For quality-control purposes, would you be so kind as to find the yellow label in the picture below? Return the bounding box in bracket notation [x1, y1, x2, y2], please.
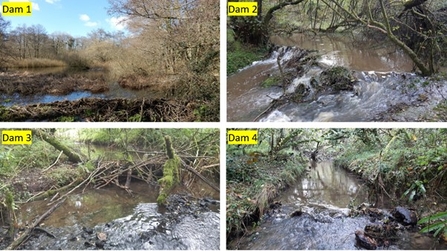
[2, 130, 32, 144]
[227, 130, 258, 144]
[227, 2, 258, 16]
[2, 2, 32, 16]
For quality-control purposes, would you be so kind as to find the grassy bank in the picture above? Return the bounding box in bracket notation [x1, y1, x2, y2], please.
[226, 147, 306, 240]
[227, 29, 268, 75]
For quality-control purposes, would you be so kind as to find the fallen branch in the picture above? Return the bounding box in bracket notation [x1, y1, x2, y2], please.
[5, 198, 66, 250]
[180, 160, 220, 192]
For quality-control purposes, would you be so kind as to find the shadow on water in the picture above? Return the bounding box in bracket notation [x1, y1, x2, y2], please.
[232, 161, 447, 250]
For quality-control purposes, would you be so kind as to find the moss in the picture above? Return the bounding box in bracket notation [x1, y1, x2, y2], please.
[58, 116, 75, 122]
[157, 155, 181, 205]
[320, 66, 354, 91]
[261, 75, 282, 88]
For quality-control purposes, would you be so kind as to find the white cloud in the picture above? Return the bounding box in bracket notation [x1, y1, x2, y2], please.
[45, 0, 60, 4]
[85, 21, 98, 27]
[80, 14, 98, 27]
[32, 2, 39, 11]
[80, 14, 90, 22]
[107, 16, 128, 31]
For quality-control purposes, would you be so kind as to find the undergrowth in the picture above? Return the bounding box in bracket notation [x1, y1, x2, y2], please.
[226, 150, 306, 239]
[227, 28, 267, 75]
[334, 129, 447, 203]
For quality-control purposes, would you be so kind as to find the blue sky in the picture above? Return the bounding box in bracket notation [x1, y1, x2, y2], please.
[2, 0, 128, 37]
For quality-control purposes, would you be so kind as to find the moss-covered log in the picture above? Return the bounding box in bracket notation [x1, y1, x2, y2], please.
[34, 129, 82, 163]
[157, 136, 180, 204]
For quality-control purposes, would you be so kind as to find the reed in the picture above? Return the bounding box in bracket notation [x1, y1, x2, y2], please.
[7, 58, 67, 68]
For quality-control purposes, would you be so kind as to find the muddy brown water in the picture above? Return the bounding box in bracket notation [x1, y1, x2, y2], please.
[17, 181, 159, 228]
[270, 33, 414, 72]
[278, 161, 369, 208]
[1, 67, 150, 106]
[231, 161, 447, 250]
[227, 34, 447, 122]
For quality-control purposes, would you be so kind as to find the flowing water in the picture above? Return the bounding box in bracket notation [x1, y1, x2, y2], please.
[227, 34, 447, 122]
[1, 67, 151, 106]
[231, 162, 447, 250]
[10, 182, 220, 250]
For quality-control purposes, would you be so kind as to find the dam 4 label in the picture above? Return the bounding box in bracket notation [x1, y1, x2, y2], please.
[227, 130, 258, 145]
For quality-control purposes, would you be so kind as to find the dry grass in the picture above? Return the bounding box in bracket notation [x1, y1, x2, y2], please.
[255, 184, 277, 216]
[7, 58, 67, 68]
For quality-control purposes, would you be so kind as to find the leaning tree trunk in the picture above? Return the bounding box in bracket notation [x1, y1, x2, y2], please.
[34, 129, 82, 163]
[262, 0, 306, 30]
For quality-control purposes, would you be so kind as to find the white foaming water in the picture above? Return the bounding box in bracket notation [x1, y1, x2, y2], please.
[259, 110, 292, 122]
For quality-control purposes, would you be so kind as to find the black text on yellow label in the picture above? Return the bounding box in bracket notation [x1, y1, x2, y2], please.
[2, 2, 32, 16]
[2, 130, 32, 145]
[227, 130, 258, 144]
[227, 2, 258, 16]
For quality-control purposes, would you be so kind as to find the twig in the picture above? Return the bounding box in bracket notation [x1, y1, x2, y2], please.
[48, 169, 99, 205]
[139, 98, 145, 121]
[42, 151, 63, 172]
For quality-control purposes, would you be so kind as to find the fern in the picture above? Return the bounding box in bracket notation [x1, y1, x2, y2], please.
[418, 211, 447, 237]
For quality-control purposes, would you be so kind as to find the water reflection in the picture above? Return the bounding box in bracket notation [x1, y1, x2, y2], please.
[1, 67, 152, 106]
[18, 182, 159, 228]
[270, 33, 413, 72]
[279, 161, 369, 208]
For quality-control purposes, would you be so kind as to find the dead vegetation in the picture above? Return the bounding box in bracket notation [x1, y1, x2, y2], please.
[0, 98, 198, 122]
[0, 71, 108, 96]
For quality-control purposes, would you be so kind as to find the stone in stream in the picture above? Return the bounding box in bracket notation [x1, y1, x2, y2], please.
[355, 229, 378, 250]
[391, 206, 418, 226]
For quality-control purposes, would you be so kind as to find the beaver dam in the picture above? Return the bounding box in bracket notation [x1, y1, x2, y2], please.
[229, 162, 447, 250]
[0, 69, 217, 122]
[230, 162, 447, 250]
[0, 128, 220, 249]
[227, 34, 447, 122]
[227, 128, 447, 250]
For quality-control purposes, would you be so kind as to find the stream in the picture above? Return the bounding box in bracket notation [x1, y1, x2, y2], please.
[0, 67, 151, 107]
[4, 182, 220, 250]
[231, 162, 447, 250]
[227, 34, 447, 122]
